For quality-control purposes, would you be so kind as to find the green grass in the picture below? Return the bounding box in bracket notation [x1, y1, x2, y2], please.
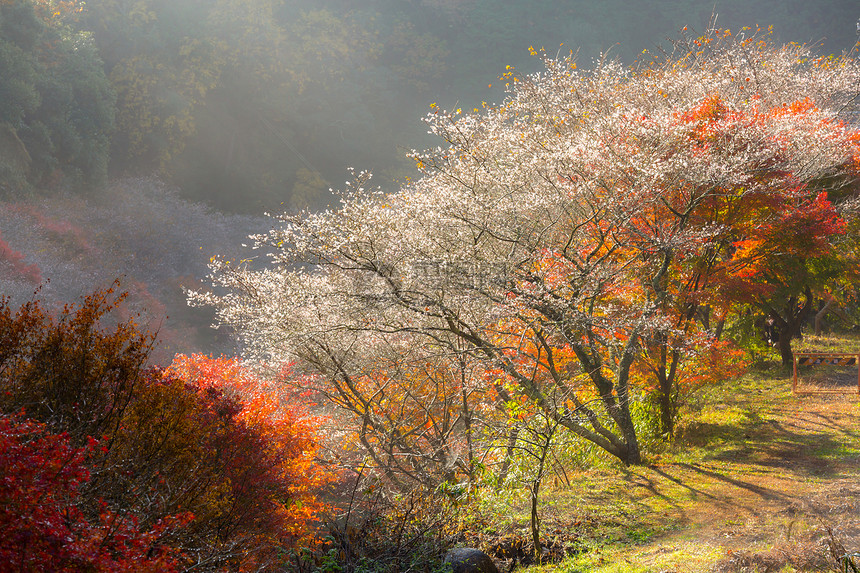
[794, 332, 860, 354]
[470, 337, 860, 573]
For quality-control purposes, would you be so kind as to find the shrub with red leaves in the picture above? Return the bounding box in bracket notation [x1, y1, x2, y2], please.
[0, 412, 189, 572]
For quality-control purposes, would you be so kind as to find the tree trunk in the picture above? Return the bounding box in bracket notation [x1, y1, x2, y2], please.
[496, 427, 519, 487]
[777, 333, 795, 368]
[619, 423, 642, 465]
[814, 296, 834, 336]
[615, 350, 643, 465]
[461, 387, 475, 484]
[531, 429, 552, 564]
[654, 342, 680, 439]
[657, 372, 675, 438]
[530, 477, 542, 563]
[714, 317, 726, 341]
[769, 288, 814, 367]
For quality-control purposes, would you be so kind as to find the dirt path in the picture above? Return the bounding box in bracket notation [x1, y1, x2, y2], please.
[477, 380, 860, 572]
[624, 393, 860, 572]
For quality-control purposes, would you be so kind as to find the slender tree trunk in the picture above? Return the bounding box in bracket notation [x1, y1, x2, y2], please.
[496, 427, 519, 487]
[657, 369, 673, 438]
[615, 347, 643, 465]
[530, 476, 542, 563]
[714, 317, 726, 341]
[815, 295, 834, 336]
[531, 429, 552, 564]
[462, 387, 474, 484]
[653, 334, 680, 439]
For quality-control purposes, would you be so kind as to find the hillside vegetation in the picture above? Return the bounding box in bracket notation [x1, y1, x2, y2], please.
[189, 26, 860, 573]
[470, 337, 860, 572]
[2, 4, 860, 571]
[4, 283, 859, 571]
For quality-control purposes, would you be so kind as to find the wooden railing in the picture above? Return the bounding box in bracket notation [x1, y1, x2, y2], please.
[792, 352, 860, 395]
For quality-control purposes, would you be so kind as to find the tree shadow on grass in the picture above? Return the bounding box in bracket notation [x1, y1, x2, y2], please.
[677, 410, 853, 480]
[677, 462, 792, 502]
[646, 465, 721, 504]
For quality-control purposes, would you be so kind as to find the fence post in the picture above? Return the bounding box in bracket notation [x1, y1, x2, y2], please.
[793, 353, 798, 394]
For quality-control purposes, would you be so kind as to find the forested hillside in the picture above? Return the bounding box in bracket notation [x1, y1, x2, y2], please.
[2, 1, 860, 571]
[1, 0, 857, 357]
[1, 0, 857, 210]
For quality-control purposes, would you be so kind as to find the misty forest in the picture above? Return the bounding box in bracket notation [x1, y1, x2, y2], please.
[2, 0, 860, 571]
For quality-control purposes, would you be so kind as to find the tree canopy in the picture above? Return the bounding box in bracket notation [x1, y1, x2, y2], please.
[0, 0, 114, 196]
[196, 30, 860, 470]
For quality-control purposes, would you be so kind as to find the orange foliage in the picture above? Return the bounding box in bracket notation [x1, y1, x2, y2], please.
[167, 354, 331, 544]
[31, 0, 85, 26]
[682, 341, 748, 390]
[0, 286, 333, 569]
[634, 339, 747, 395]
[718, 191, 847, 303]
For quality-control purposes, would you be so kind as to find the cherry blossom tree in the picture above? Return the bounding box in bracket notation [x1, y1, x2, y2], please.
[194, 29, 860, 466]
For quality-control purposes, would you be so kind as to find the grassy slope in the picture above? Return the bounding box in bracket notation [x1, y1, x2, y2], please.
[482, 335, 860, 573]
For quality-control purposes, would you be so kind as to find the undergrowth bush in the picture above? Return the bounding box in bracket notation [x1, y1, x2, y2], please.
[0, 284, 330, 571]
[295, 481, 462, 573]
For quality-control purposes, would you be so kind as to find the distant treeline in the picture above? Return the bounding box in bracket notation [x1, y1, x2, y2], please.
[1, 0, 857, 212]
